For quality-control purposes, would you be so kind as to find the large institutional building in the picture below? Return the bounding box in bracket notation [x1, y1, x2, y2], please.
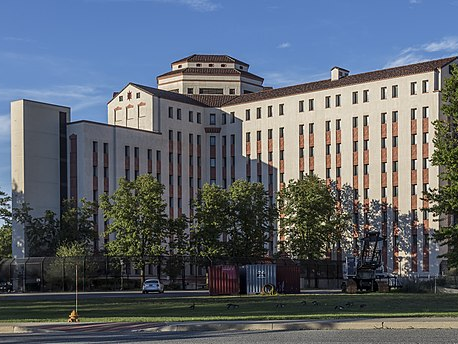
[11, 54, 458, 277]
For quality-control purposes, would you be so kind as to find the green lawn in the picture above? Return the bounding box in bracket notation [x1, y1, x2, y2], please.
[1, 293, 458, 323]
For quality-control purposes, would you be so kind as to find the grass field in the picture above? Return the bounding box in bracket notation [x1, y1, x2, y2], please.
[1, 293, 458, 323]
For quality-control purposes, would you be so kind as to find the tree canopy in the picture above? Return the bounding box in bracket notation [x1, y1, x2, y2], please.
[100, 174, 168, 278]
[277, 175, 343, 260]
[427, 64, 458, 269]
[0, 189, 12, 258]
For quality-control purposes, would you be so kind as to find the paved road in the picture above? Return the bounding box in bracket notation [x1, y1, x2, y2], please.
[2, 329, 458, 344]
[0, 289, 341, 301]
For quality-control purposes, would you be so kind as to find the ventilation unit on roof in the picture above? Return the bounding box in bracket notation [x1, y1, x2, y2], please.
[331, 67, 350, 81]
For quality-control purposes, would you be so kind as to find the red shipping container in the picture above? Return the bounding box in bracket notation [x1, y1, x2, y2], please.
[208, 265, 239, 296]
[276, 265, 300, 294]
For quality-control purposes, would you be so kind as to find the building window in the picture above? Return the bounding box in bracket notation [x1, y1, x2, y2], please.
[136, 92, 141, 99]
[381, 187, 387, 198]
[381, 162, 387, 173]
[411, 81, 418, 95]
[411, 108, 417, 120]
[268, 106, 273, 117]
[364, 188, 369, 199]
[353, 141, 358, 152]
[393, 136, 398, 147]
[422, 80, 429, 93]
[222, 113, 227, 125]
[279, 127, 284, 138]
[189, 111, 193, 122]
[326, 168, 331, 179]
[279, 104, 284, 115]
[423, 157, 429, 169]
[422, 106, 429, 118]
[364, 164, 369, 175]
[210, 158, 216, 167]
[256, 130, 261, 141]
[336, 119, 341, 131]
[210, 113, 216, 125]
[280, 150, 284, 161]
[325, 120, 331, 131]
[299, 124, 304, 135]
[363, 89, 369, 102]
[363, 139, 369, 150]
[336, 143, 341, 154]
[335, 94, 341, 107]
[393, 160, 398, 172]
[177, 108, 181, 120]
[381, 138, 386, 148]
[309, 147, 314, 157]
[299, 148, 304, 158]
[411, 184, 417, 195]
[309, 123, 314, 134]
[392, 111, 398, 122]
[118, 95, 123, 101]
[308, 99, 314, 111]
[245, 109, 251, 121]
[230, 111, 235, 123]
[187, 88, 194, 94]
[352, 91, 358, 104]
[411, 134, 417, 145]
[210, 136, 216, 146]
[229, 88, 236, 94]
[325, 96, 331, 108]
[411, 159, 417, 170]
[392, 85, 398, 98]
[197, 112, 201, 123]
[352, 116, 358, 128]
[268, 129, 273, 139]
[246, 132, 251, 143]
[299, 100, 304, 112]
[168, 107, 173, 118]
[326, 144, 331, 155]
[381, 87, 387, 100]
[423, 132, 429, 144]
[381, 112, 387, 124]
[363, 115, 369, 127]
[353, 165, 358, 176]
[256, 107, 262, 119]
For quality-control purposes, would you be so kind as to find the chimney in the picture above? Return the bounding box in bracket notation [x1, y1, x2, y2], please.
[331, 67, 350, 81]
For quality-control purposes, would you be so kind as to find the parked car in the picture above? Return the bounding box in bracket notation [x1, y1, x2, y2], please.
[142, 279, 164, 294]
[0, 282, 13, 293]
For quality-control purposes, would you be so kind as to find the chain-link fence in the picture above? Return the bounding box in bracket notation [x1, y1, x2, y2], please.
[0, 256, 344, 292]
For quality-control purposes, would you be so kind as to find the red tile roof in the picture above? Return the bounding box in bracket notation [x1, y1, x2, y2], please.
[223, 56, 457, 106]
[171, 54, 249, 66]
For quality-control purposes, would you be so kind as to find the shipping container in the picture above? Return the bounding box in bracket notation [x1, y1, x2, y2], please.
[240, 264, 276, 295]
[208, 265, 239, 296]
[276, 264, 300, 294]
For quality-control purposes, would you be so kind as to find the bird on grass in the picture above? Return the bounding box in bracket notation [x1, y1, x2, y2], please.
[334, 305, 344, 310]
[226, 303, 239, 310]
[300, 300, 307, 306]
[360, 303, 367, 308]
[345, 302, 354, 307]
[311, 300, 318, 305]
[189, 303, 195, 310]
[275, 303, 285, 308]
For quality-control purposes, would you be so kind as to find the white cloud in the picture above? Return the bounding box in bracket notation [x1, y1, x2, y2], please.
[409, 0, 422, 4]
[85, 0, 220, 11]
[423, 37, 458, 52]
[277, 42, 291, 49]
[385, 36, 458, 68]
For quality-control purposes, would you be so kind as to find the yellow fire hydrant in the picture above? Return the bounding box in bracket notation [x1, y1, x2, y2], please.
[68, 310, 79, 322]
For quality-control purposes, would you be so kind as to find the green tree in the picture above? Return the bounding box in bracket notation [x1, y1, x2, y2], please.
[59, 199, 97, 249]
[190, 183, 230, 262]
[0, 190, 12, 258]
[100, 174, 168, 281]
[227, 180, 276, 259]
[426, 64, 458, 269]
[164, 215, 189, 288]
[277, 174, 343, 260]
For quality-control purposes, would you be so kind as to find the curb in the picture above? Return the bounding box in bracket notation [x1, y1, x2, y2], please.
[140, 318, 458, 332]
[0, 325, 32, 334]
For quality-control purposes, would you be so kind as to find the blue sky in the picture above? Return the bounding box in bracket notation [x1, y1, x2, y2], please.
[1, 0, 458, 194]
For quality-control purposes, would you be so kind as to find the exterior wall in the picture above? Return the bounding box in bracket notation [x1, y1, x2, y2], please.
[221, 68, 447, 276]
[11, 100, 70, 258]
[11, 57, 458, 276]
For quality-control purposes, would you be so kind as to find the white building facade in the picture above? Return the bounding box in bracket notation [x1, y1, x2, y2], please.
[11, 54, 458, 277]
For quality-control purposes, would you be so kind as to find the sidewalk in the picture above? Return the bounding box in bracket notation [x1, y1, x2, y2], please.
[1, 317, 457, 334]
